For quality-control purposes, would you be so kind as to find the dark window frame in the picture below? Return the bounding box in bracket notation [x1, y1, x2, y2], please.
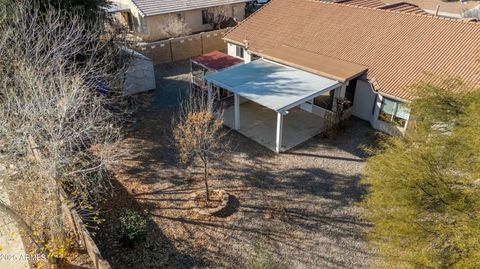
[202, 10, 209, 25]
[235, 46, 244, 58]
[378, 97, 409, 128]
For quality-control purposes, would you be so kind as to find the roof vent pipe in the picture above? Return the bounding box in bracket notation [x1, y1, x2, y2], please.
[435, 5, 440, 16]
[244, 40, 249, 50]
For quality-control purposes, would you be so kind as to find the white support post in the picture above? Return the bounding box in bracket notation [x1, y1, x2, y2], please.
[275, 112, 284, 153]
[234, 94, 240, 130]
[372, 94, 383, 127]
[207, 81, 212, 103]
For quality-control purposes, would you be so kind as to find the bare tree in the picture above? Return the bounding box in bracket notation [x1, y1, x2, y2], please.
[205, 5, 232, 30]
[159, 15, 192, 38]
[334, 97, 351, 128]
[172, 91, 228, 201]
[0, 0, 129, 266]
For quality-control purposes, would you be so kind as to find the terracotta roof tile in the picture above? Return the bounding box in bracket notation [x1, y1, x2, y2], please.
[336, 0, 429, 16]
[382, 0, 480, 15]
[225, 0, 480, 100]
[335, 0, 385, 8]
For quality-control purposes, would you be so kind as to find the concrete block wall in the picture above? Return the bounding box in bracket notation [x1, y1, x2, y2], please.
[171, 34, 203, 61]
[203, 30, 228, 53]
[138, 40, 172, 64]
[138, 28, 230, 64]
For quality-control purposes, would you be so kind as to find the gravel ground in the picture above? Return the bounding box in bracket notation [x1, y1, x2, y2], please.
[94, 61, 378, 269]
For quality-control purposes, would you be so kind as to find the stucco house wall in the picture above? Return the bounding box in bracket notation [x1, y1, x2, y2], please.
[228, 42, 252, 62]
[115, 2, 246, 42]
[226, 42, 411, 136]
[113, 0, 144, 32]
[351, 80, 376, 122]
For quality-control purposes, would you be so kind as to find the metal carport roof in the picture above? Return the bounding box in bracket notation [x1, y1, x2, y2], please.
[205, 60, 342, 113]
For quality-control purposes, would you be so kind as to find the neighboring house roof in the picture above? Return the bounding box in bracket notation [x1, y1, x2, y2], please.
[335, 0, 385, 8]
[379, 2, 429, 15]
[381, 0, 480, 15]
[130, 0, 249, 17]
[463, 5, 480, 19]
[225, 0, 480, 100]
[337, 0, 430, 16]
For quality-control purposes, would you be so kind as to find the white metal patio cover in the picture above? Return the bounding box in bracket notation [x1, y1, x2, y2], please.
[205, 59, 342, 153]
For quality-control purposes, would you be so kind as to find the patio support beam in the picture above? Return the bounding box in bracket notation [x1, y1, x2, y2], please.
[333, 83, 347, 112]
[234, 94, 240, 130]
[275, 112, 284, 153]
[207, 81, 213, 103]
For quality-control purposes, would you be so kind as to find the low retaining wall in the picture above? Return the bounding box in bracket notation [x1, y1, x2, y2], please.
[137, 28, 231, 65]
[28, 139, 111, 269]
[61, 195, 111, 269]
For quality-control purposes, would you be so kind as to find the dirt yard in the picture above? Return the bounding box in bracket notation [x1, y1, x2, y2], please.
[93, 61, 378, 269]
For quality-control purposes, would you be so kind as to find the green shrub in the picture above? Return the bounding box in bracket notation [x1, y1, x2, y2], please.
[118, 209, 147, 247]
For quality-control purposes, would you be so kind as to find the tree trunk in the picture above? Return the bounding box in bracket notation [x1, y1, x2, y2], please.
[203, 156, 210, 201]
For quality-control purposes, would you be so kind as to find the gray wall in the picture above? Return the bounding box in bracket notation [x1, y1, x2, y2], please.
[352, 80, 376, 121]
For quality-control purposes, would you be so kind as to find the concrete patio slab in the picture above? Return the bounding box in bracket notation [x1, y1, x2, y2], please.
[224, 101, 326, 152]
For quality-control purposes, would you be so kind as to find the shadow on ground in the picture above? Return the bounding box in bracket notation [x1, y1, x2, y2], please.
[96, 60, 378, 268]
[94, 176, 211, 269]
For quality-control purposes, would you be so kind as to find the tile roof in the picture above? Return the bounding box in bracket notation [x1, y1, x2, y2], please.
[336, 0, 430, 16]
[130, 0, 249, 17]
[225, 0, 480, 100]
[335, 0, 385, 9]
[383, 0, 480, 15]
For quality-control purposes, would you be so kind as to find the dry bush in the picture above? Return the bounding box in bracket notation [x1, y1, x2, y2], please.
[0, 0, 130, 266]
[172, 91, 229, 201]
[159, 15, 191, 38]
[205, 5, 232, 29]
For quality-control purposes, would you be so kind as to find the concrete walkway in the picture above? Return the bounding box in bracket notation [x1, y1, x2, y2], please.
[224, 101, 326, 152]
[0, 176, 30, 269]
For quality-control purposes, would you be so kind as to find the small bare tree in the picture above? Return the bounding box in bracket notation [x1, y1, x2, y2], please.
[172, 91, 228, 201]
[159, 15, 191, 38]
[0, 0, 130, 266]
[334, 97, 351, 127]
[205, 5, 231, 30]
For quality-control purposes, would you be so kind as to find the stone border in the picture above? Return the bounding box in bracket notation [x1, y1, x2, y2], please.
[192, 190, 230, 216]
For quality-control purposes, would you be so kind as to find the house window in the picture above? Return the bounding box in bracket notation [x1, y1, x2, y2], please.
[202, 10, 209, 25]
[378, 97, 410, 128]
[140, 16, 148, 34]
[235, 46, 244, 58]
